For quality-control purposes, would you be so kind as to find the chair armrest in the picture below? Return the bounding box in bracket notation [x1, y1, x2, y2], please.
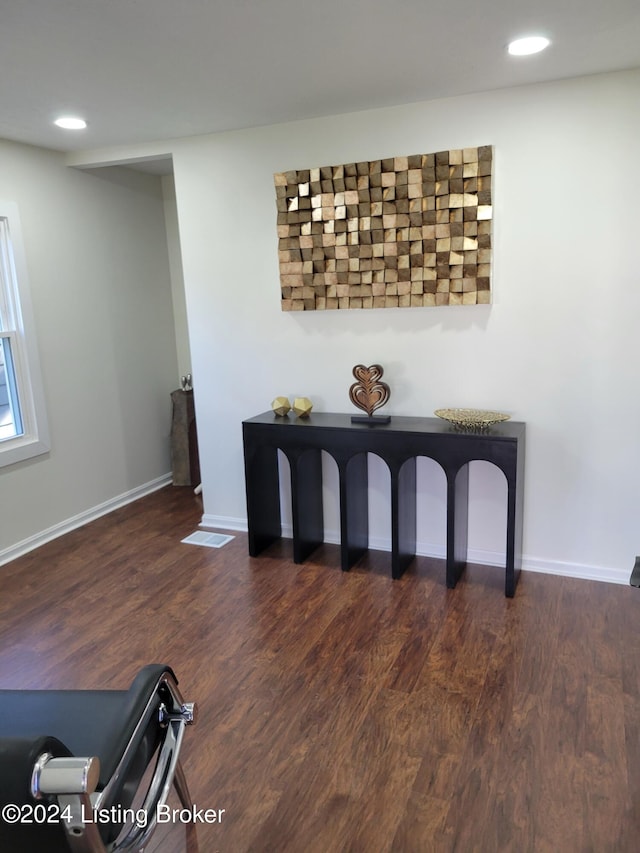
[0, 735, 71, 806]
[0, 736, 105, 853]
[34, 755, 101, 797]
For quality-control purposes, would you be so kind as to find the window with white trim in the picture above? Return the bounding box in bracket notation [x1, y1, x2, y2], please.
[0, 201, 49, 467]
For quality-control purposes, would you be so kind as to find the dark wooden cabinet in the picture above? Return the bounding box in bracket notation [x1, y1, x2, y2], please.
[243, 411, 525, 596]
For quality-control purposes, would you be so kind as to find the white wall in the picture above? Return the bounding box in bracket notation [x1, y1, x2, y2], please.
[0, 140, 179, 557]
[162, 174, 191, 379]
[168, 69, 639, 583]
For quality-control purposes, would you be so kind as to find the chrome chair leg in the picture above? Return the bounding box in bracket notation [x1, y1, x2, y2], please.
[173, 760, 200, 853]
[173, 759, 193, 811]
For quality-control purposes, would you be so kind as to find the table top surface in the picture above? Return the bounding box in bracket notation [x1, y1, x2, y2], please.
[244, 411, 525, 441]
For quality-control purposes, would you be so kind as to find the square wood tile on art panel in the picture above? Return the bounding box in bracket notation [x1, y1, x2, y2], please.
[274, 146, 492, 310]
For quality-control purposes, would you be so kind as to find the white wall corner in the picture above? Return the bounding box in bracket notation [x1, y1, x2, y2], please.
[0, 474, 172, 568]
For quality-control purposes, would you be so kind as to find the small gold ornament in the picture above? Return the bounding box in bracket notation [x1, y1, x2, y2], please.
[292, 397, 313, 418]
[271, 396, 291, 417]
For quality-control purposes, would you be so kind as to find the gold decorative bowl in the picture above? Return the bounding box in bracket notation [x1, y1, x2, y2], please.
[434, 408, 511, 429]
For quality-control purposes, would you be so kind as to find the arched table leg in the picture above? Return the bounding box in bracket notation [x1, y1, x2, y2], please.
[340, 453, 368, 571]
[392, 458, 417, 579]
[446, 464, 469, 589]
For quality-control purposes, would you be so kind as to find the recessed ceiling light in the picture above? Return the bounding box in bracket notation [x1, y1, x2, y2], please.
[54, 116, 87, 130]
[508, 36, 551, 56]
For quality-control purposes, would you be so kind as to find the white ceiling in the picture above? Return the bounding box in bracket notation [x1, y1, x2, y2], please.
[2, 0, 640, 160]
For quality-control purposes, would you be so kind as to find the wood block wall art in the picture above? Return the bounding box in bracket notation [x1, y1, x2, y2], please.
[274, 146, 492, 310]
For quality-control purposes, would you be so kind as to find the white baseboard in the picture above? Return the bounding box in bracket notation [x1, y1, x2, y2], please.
[516, 555, 629, 585]
[200, 513, 249, 532]
[0, 473, 172, 567]
[200, 513, 630, 586]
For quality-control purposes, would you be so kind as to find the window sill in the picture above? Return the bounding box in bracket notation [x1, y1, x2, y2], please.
[0, 432, 50, 468]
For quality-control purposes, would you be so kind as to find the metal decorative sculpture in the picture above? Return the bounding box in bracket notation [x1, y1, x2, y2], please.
[292, 397, 313, 418]
[349, 364, 391, 424]
[271, 396, 291, 417]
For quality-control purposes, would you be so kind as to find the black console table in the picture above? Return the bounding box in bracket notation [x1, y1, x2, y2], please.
[242, 412, 525, 596]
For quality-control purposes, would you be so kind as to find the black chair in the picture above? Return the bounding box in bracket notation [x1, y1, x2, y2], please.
[0, 664, 197, 852]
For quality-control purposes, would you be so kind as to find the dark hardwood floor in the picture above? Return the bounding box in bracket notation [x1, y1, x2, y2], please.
[1, 486, 639, 852]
